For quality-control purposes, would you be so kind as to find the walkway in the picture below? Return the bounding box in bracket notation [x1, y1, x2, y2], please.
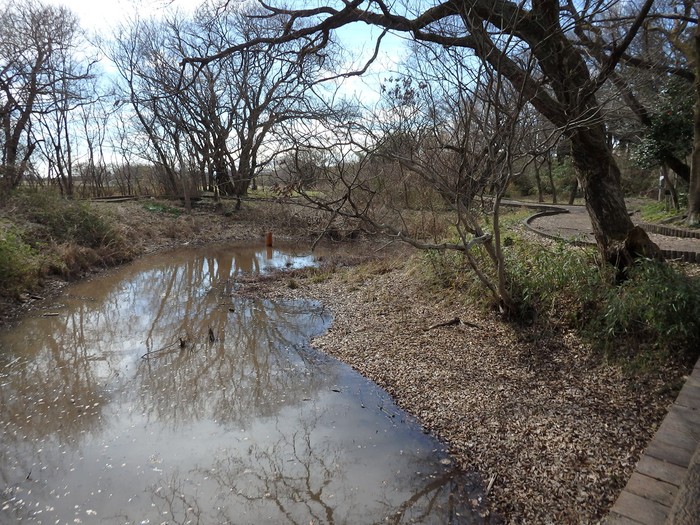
[516, 200, 700, 524]
[521, 202, 700, 263]
[605, 359, 700, 524]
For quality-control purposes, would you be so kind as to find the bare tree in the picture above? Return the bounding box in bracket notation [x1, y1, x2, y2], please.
[109, 17, 189, 199]
[0, 0, 91, 191]
[34, 38, 99, 198]
[189, 2, 337, 206]
[281, 41, 550, 312]
[108, 3, 333, 209]
[184, 0, 667, 265]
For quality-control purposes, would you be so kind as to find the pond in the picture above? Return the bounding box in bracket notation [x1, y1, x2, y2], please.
[0, 243, 488, 524]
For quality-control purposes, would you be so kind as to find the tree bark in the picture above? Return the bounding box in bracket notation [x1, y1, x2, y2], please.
[514, 1, 662, 262]
[568, 178, 578, 205]
[546, 156, 557, 204]
[570, 126, 661, 264]
[665, 443, 700, 525]
[688, 21, 700, 226]
[466, 0, 661, 261]
[534, 159, 544, 202]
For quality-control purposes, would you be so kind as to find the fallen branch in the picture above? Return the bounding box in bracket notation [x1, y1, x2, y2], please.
[426, 317, 461, 330]
[486, 473, 497, 495]
[424, 317, 482, 331]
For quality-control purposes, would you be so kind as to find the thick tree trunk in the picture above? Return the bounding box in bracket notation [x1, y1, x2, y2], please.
[568, 178, 577, 205]
[510, 1, 663, 265]
[661, 165, 680, 211]
[570, 126, 662, 265]
[687, 21, 700, 226]
[534, 160, 544, 202]
[546, 156, 557, 204]
[216, 170, 234, 196]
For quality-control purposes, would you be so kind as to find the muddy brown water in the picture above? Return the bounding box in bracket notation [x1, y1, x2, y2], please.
[1, 243, 488, 524]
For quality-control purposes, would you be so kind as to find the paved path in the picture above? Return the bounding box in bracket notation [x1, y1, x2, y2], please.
[519, 202, 700, 262]
[513, 200, 700, 524]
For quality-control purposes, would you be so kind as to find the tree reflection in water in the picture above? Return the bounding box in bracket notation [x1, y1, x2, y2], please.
[0, 243, 489, 524]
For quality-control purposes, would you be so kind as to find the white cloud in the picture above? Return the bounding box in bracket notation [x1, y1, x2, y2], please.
[44, 0, 200, 33]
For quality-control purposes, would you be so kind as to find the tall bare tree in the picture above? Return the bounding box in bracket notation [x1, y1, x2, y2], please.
[108, 2, 332, 207]
[279, 40, 550, 312]
[34, 37, 99, 198]
[109, 17, 187, 198]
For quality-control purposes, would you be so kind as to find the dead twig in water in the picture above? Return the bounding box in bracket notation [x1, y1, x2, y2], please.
[141, 341, 181, 360]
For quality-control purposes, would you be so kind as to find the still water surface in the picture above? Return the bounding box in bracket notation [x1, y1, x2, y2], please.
[0, 243, 486, 524]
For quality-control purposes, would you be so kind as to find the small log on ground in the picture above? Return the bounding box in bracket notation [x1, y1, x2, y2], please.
[424, 317, 481, 331]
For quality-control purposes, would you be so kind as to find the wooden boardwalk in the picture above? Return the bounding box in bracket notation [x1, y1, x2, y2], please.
[605, 357, 700, 524]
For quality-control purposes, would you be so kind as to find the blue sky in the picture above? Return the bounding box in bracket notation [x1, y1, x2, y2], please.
[44, 0, 408, 102]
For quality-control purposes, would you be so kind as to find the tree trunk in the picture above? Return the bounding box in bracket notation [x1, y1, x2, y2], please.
[570, 127, 662, 265]
[687, 21, 700, 226]
[546, 156, 557, 204]
[661, 165, 680, 211]
[180, 164, 191, 213]
[514, 0, 662, 264]
[568, 178, 577, 205]
[534, 159, 544, 202]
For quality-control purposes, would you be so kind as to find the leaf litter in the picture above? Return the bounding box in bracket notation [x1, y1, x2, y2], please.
[241, 248, 686, 524]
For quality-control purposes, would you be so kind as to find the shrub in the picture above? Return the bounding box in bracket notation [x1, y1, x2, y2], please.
[0, 225, 41, 296]
[504, 240, 605, 321]
[510, 172, 536, 197]
[592, 261, 700, 359]
[14, 191, 122, 249]
[422, 227, 699, 365]
[55, 202, 118, 248]
[49, 242, 103, 278]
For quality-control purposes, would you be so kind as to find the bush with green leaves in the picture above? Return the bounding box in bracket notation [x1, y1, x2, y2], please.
[549, 158, 578, 197]
[632, 78, 694, 170]
[422, 231, 699, 363]
[505, 243, 699, 359]
[504, 240, 605, 321]
[593, 261, 700, 358]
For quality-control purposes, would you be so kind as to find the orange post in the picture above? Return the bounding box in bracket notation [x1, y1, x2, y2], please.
[266, 232, 273, 247]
